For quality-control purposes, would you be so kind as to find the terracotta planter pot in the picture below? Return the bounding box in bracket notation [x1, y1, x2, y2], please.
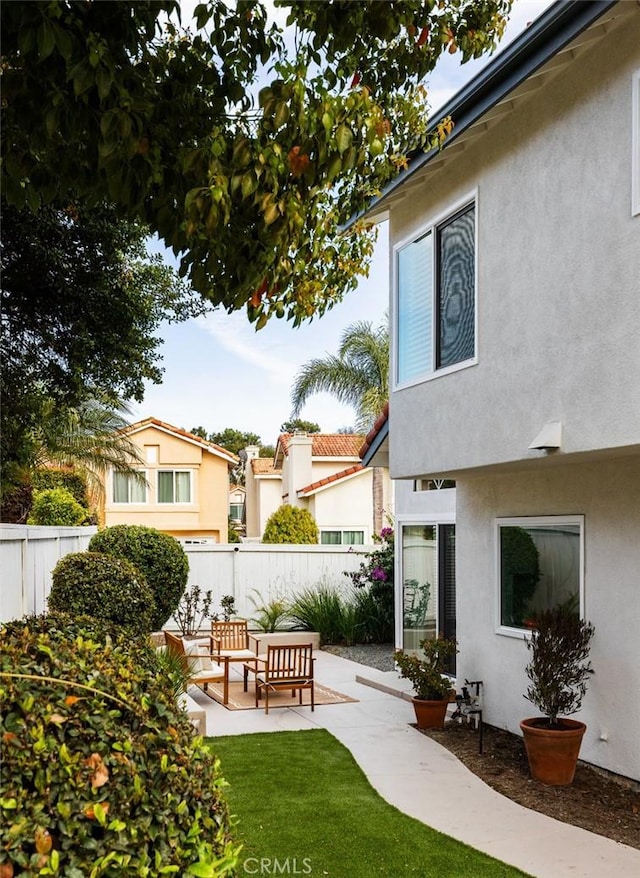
[520, 717, 586, 786]
[412, 697, 449, 730]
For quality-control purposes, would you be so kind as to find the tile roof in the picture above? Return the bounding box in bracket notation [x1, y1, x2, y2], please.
[277, 433, 365, 458]
[359, 402, 389, 460]
[297, 464, 365, 497]
[251, 458, 280, 475]
[123, 417, 239, 463]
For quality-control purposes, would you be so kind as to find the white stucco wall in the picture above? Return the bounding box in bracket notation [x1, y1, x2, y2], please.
[390, 11, 640, 479]
[455, 455, 640, 782]
[307, 470, 374, 541]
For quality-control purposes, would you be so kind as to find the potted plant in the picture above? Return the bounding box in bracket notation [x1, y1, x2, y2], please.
[395, 636, 458, 729]
[520, 604, 595, 785]
[173, 584, 213, 638]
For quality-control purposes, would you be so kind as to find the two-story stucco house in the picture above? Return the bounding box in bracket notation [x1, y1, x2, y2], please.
[104, 418, 238, 543]
[244, 432, 392, 544]
[361, 0, 639, 782]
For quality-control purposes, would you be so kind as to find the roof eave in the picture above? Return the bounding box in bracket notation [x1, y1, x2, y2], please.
[348, 0, 618, 225]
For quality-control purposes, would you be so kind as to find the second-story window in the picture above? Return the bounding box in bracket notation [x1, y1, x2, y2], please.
[158, 470, 191, 503]
[396, 200, 476, 386]
[113, 471, 147, 503]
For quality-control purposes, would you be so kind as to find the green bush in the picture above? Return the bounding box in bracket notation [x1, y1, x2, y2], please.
[0, 613, 239, 877]
[89, 525, 189, 630]
[27, 487, 88, 526]
[33, 468, 89, 509]
[262, 505, 318, 544]
[49, 552, 156, 634]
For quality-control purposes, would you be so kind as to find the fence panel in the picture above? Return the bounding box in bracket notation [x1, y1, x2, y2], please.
[181, 543, 369, 621]
[1, 529, 370, 627]
[0, 525, 97, 622]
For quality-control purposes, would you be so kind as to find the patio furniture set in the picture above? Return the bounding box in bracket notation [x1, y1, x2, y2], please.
[166, 620, 315, 714]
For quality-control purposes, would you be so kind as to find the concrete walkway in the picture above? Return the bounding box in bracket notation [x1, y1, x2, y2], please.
[188, 650, 640, 878]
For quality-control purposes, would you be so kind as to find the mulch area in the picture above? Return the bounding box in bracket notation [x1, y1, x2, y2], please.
[417, 720, 640, 850]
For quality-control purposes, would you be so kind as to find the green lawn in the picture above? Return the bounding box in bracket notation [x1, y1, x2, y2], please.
[209, 729, 531, 878]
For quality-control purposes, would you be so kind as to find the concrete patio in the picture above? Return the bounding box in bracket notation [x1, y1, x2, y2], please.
[188, 649, 639, 878]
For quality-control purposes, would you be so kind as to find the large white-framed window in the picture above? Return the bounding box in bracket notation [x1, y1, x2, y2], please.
[320, 529, 365, 546]
[396, 514, 456, 672]
[157, 470, 192, 504]
[496, 515, 584, 637]
[112, 471, 147, 504]
[394, 196, 477, 388]
[632, 69, 640, 217]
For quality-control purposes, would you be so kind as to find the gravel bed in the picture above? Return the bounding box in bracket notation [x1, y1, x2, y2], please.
[321, 643, 396, 672]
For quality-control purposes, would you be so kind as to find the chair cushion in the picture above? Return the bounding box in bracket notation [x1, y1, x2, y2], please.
[214, 648, 256, 660]
[184, 639, 215, 672]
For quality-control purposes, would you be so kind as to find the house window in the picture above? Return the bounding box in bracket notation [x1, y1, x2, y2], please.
[396, 201, 476, 386]
[400, 523, 456, 671]
[113, 471, 147, 503]
[413, 478, 456, 492]
[229, 503, 244, 521]
[320, 530, 365, 546]
[497, 516, 584, 632]
[158, 470, 191, 503]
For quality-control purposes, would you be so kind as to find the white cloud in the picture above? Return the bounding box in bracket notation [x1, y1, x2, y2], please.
[196, 311, 297, 386]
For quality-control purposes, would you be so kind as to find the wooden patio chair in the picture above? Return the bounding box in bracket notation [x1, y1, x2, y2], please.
[165, 631, 226, 694]
[254, 643, 315, 714]
[210, 619, 259, 703]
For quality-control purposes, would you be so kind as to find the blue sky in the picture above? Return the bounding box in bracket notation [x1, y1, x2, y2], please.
[132, 0, 553, 447]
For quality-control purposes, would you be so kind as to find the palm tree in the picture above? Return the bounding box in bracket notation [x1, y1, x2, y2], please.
[290, 318, 389, 434]
[290, 317, 389, 534]
[32, 395, 145, 517]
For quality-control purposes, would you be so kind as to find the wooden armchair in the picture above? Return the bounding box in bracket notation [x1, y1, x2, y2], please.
[254, 643, 315, 714]
[210, 619, 259, 701]
[165, 632, 225, 693]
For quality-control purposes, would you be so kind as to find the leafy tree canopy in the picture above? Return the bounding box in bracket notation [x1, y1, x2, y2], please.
[0, 200, 196, 493]
[2, 0, 511, 327]
[280, 418, 321, 433]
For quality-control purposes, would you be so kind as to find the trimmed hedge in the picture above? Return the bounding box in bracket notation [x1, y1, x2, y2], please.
[262, 505, 319, 544]
[89, 525, 189, 631]
[49, 552, 156, 634]
[0, 613, 239, 877]
[27, 487, 88, 526]
[33, 468, 89, 509]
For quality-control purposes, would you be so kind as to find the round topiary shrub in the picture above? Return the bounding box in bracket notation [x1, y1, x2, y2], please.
[27, 487, 88, 526]
[262, 505, 319, 544]
[0, 613, 239, 876]
[49, 552, 156, 634]
[89, 525, 189, 631]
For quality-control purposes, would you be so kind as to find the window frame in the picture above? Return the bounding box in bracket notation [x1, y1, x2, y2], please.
[157, 469, 193, 504]
[495, 515, 585, 639]
[111, 470, 148, 505]
[392, 191, 478, 391]
[319, 529, 365, 546]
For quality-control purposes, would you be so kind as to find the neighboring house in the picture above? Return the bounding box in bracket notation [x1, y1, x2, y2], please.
[244, 433, 393, 543]
[104, 418, 238, 543]
[229, 483, 246, 535]
[360, 0, 640, 782]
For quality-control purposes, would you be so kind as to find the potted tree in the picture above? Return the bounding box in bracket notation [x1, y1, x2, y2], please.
[395, 636, 458, 729]
[520, 604, 595, 785]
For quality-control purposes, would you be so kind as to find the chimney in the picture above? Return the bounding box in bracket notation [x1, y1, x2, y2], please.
[285, 433, 313, 507]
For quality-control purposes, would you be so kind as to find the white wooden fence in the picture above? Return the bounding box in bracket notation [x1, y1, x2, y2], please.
[181, 543, 369, 622]
[0, 526, 370, 625]
[0, 524, 98, 623]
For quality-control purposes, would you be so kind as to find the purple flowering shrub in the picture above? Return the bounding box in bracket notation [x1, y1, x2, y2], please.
[344, 527, 395, 642]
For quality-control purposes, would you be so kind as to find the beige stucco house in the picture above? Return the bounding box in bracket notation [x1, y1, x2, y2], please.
[104, 418, 238, 543]
[360, 0, 640, 782]
[244, 432, 392, 543]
